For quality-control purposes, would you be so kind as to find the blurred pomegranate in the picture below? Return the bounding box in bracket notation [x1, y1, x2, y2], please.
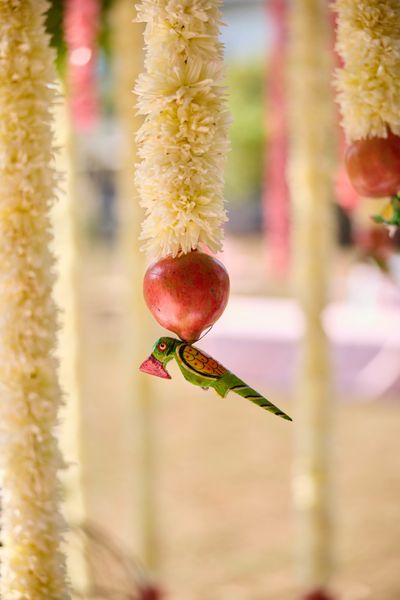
[345, 132, 400, 198]
[143, 250, 230, 343]
[138, 584, 162, 600]
[302, 589, 334, 600]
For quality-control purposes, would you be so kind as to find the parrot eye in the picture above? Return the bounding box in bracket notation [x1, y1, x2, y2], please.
[158, 342, 167, 352]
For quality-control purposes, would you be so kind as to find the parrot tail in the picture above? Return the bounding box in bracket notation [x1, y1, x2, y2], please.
[230, 380, 292, 421]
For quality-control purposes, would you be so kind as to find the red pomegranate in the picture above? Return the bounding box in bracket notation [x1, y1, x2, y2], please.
[302, 589, 335, 600]
[345, 131, 400, 198]
[143, 250, 230, 343]
[138, 584, 162, 600]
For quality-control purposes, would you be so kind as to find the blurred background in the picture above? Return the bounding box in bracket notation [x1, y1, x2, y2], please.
[47, 0, 400, 598]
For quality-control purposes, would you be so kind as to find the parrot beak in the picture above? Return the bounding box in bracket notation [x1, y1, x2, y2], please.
[139, 354, 171, 379]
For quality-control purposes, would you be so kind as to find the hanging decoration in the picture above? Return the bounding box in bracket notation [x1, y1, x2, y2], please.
[330, 10, 359, 215]
[263, 0, 290, 276]
[335, 0, 400, 230]
[0, 0, 68, 597]
[136, 0, 291, 421]
[143, 250, 229, 343]
[139, 337, 292, 421]
[288, 0, 335, 597]
[135, 0, 230, 341]
[135, 0, 230, 260]
[53, 89, 89, 598]
[64, 0, 100, 131]
[111, 0, 162, 580]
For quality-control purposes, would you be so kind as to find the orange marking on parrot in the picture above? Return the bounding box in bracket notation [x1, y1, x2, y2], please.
[179, 344, 227, 378]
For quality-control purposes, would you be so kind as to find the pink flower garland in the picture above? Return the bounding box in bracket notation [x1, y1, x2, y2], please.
[64, 0, 100, 131]
[263, 0, 290, 277]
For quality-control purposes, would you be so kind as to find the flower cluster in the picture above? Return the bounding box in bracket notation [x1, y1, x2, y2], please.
[135, 0, 230, 259]
[335, 0, 400, 141]
[0, 0, 68, 597]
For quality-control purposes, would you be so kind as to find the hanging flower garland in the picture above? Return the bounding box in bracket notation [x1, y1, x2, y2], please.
[264, 0, 290, 277]
[135, 0, 230, 260]
[0, 0, 68, 597]
[136, 1, 291, 423]
[135, 0, 231, 343]
[288, 0, 335, 597]
[335, 0, 400, 229]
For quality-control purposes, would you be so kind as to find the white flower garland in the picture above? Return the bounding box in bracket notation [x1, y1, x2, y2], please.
[135, 0, 230, 259]
[335, 0, 400, 141]
[0, 1, 68, 597]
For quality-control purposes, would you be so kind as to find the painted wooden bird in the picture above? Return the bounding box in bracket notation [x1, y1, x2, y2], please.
[139, 336, 292, 422]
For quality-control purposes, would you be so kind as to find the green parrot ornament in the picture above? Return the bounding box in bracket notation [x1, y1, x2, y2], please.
[139, 337, 292, 422]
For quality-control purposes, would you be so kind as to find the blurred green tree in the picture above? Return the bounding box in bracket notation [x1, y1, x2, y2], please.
[225, 62, 266, 205]
[46, 0, 65, 68]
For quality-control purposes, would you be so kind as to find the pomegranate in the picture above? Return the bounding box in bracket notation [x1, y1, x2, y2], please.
[345, 131, 400, 198]
[302, 589, 334, 600]
[143, 250, 230, 343]
[138, 584, 162, 600]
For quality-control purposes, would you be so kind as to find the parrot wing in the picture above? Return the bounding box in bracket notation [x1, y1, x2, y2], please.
[176, 344, 292, 422]
[177, 344, 227, 379]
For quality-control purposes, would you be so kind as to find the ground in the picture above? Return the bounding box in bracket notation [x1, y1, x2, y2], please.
[66, 236, 400, 599]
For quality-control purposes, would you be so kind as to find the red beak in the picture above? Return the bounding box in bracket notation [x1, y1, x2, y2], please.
[139, 355, 171, 379]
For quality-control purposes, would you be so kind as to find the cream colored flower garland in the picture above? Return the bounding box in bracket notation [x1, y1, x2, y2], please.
[335, 0, 400, 228]
[0, 1, 68, 597]
[288, 0, 335, 593]
[135, 0, 230, 260]
[335, 0, 400, 142]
